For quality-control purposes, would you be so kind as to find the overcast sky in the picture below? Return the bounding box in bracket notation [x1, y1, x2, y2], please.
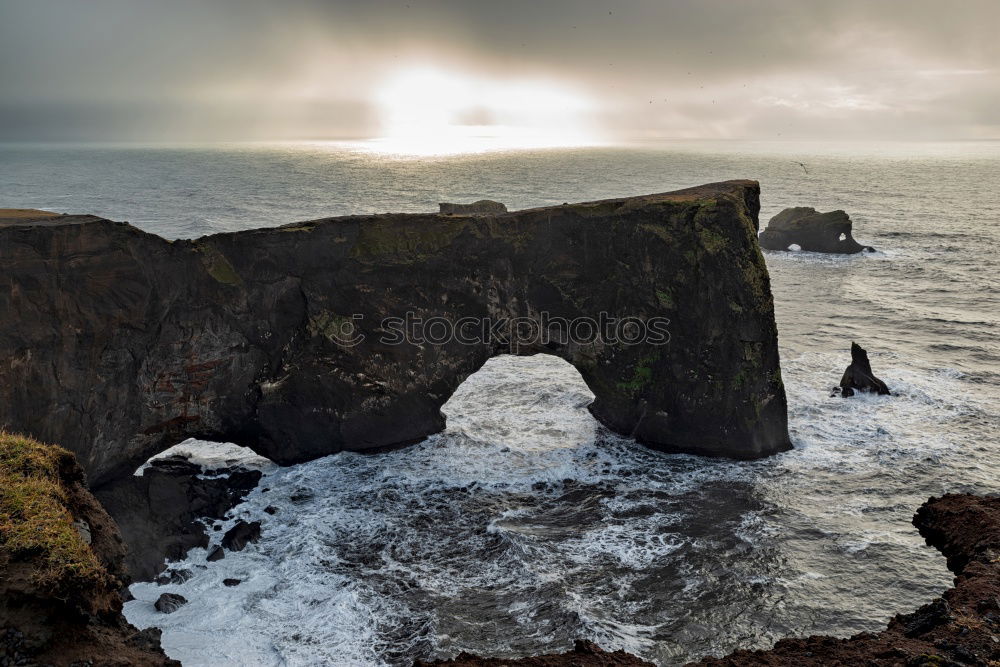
[1, 0, 998, 142]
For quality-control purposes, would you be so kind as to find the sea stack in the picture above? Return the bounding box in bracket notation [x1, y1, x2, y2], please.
[839, 342, 891, 397]
[759, 207, 874, 253]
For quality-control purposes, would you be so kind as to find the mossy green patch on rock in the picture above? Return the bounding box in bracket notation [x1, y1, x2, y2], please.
[697, 226, 728, 254]
[196, 242, 243, 286]
[0, 432, 113, 596]
[693, 202, 730, 254]
[639, 223, 673, 244]
[617, 351, 659, 393]
[738, 254, 768, 303]
[655, 289, 675, 308]
[307, 310, 354, 342]
[351, 218, 469, 261]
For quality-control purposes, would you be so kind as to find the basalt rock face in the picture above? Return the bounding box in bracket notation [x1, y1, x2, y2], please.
[690, 494, 1000, 666]
[0, 181, 789, 487]
[93, 456, 263, 581]
[0, 433, 177, 666]
[758, 207, 873, 253]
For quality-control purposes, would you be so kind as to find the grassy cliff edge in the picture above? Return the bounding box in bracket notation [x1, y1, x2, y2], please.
[0, 431, 177, 666]
[0, 431, 114, 599]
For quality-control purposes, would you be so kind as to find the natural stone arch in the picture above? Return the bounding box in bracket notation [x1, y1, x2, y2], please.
[0, 181, 790, 487]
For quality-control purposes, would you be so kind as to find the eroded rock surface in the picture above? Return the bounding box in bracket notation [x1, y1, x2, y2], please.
[758, 207, 873, 253]
[0, 181, 789, 486]
[690, 494, 1000, 666]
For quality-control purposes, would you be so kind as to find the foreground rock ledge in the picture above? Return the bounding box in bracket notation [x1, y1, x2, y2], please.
[0, 181, 789, 486]
[0, 433, 177, 666]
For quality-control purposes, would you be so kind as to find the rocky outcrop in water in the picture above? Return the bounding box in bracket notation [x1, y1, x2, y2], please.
[758, 207, 874, 253]
[690, 494, 1000, 666]
[0, 433, 177, 666]
[93, 456, 262, 581]
[153, 593, 187, 614]
[439, 200, 508, 215]
[0, 181, 789, 487]
[220, 519, 261, 551]
[415, 639, 654, 666]
[838, 342, 891, 397]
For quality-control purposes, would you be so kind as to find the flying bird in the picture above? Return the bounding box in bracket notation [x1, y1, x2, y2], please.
[795, 161, 810, 174]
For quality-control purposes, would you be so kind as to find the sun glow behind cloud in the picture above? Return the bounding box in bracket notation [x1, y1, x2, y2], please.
[361, 66, 602, 155]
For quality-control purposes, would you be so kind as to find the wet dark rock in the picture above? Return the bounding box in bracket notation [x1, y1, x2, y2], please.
[153, 593, 187, 614]
[0, 181, 789, 487]
[206, 546, 225, 562]
[839, 342, 891, 397]
[689, 494, 1000, 666]
[221, 520, 261, 552]
[415, 639, 654, 666]
[758, 207, 874, 253]
[438, 200, 507, 215]
[264, 505, 278, 515]
[222, 579, 242, 587]
[94, 457, 261, 581]
[155, 568, 193, 586]
[901, 598, 954, 637]
[290, 490, 314, 503]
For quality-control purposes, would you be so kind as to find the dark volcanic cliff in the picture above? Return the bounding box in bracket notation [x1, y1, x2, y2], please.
[0, 181, 789, 486]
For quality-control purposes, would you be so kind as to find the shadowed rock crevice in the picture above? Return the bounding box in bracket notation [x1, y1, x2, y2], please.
[93, 455, 263, 581]
[0, 181, 789, 487]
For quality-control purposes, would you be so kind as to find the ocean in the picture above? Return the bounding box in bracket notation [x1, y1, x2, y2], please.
[2, 141, 999, 665]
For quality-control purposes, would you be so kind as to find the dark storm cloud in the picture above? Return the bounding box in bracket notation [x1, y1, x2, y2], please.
[1, 0, 997, 140]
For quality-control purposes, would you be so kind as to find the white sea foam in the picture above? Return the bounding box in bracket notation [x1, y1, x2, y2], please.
[123, 349, 990, 665]
[135, 439, 277, 476]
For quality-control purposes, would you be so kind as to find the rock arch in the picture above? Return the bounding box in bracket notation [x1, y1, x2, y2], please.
[0, 181, 790, 487]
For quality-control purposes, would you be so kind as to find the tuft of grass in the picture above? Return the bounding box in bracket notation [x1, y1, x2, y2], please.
[0, 431, 112, 596]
